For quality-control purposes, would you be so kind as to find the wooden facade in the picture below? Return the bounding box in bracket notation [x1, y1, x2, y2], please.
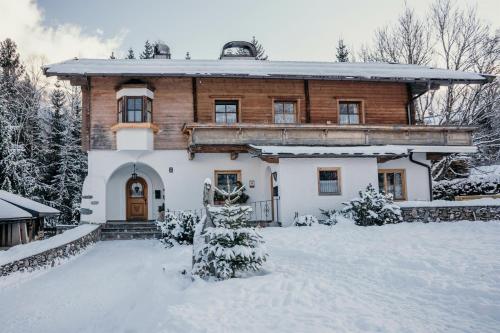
[83, 77, 451, 151]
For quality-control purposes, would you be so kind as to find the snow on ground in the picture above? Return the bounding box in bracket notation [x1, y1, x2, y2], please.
[1, 221, 500, 333]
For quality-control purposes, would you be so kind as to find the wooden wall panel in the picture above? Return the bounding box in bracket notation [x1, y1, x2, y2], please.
[88, 77, 409, 150]
[196, 78, 306, 124]
[89, 77, 193, 150]
[309, 81, 408, 124]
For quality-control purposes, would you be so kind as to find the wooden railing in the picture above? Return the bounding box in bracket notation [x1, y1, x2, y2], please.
[182, 123, 474, 148]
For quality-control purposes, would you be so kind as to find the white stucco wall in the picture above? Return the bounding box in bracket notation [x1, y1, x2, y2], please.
[81, 150, 272, 223]
[377, 153, 431, 201]
[278, 157, 379, 226]
[115, 128, 154, 150]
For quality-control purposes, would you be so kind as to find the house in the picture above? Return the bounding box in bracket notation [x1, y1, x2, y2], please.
[0, 191, 60, 248]
[42, 41, 493, 226]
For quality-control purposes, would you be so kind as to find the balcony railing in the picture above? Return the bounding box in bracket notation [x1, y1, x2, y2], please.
[182, 123, 474, 148]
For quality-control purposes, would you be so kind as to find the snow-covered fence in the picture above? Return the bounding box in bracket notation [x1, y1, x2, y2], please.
[0, 224, 100, 277]
[398, 199, 500, 223]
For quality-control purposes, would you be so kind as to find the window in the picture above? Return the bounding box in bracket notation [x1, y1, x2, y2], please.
[274, 101, 297, 124]
[117, 96, 153, 123]
[378, 169, 406, 200]
[339, 101, 361, 124]
[129, 182, 144, 197]
[318, 168, 341, 195]
[215, 100, 238, 124]
[215, 170, 241, 192]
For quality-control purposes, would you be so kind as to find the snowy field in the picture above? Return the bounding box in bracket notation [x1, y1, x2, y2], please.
[1, 221, 500, 333]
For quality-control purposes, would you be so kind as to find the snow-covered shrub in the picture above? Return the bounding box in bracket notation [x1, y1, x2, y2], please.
[433, 175, 500, 200]
[192, 203, 267, 280]
[319, 209, 343, 226]
[157, 211, 199, 247]
[343, 184, 402, 226]
[294, 214, 319, 226]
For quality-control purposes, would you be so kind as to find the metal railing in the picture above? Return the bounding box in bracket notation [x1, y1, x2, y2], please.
[164, 198, 280, 225]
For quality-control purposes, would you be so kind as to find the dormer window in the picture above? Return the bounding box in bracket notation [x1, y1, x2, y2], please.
[116, 86, 154, 123]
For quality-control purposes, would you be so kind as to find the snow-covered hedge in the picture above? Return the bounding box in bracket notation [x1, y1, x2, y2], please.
[343, 184, 403, 226]
[157, 211, 199, 247]
[294, 214, 319, 227]
[433, 175, 500, 200]
[319, 209, 344, 226]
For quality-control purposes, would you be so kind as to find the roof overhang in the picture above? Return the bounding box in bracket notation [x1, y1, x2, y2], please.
[0, 190, 60, 217]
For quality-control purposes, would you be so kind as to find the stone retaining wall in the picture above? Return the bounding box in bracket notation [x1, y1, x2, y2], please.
[1, 226, 101, 277]
[401, 205, 500, 223]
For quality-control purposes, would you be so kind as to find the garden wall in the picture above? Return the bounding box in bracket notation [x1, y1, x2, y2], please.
[0, 224, 100, 276]
[400, 204, 500, 223]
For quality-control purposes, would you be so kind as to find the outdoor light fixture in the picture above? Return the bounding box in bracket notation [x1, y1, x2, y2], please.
[131, 164, 138, 180]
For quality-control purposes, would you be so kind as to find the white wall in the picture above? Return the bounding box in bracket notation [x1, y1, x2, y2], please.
[81, 150, 272, 223]
[278, 157, 379, 226]
[116, 128, 154, 150]
[377, 153, 430, 201]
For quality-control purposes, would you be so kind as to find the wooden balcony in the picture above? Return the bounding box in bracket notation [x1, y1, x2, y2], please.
[182, 123, 474, 150]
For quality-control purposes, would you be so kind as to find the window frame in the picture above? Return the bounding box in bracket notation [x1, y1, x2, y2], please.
[317, 167, 342, 196]
[378, 169, 407, 201]
[273, 99, 299, 124]
[117, 96, 153, 123]
[214, 170, 242, 192]
[337, 99, 364, 125]
[214, 99, 240, 124]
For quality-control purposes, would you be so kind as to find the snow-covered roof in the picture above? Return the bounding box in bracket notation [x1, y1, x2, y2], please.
[0, 199, 32, 221]
[0, 190, 59, 217]
[251, 145, 477, 157]
[43, 59, 492, 84]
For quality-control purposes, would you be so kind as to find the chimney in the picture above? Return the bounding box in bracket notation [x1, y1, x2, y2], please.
[154, 43, 171, 59]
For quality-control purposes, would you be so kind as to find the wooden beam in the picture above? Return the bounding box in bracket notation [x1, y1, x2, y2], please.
[192, 77, 198, 122]
[304, 79, 311, 123]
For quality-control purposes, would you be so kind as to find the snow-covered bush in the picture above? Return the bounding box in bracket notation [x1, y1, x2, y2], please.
[192, 203, 267, 280]
[294, 214, 319, 226]
[343, 184, 403, 226]
[319, 209, 343, 226]
[157, 211, 199, 247]
[433, 175, 500, 200]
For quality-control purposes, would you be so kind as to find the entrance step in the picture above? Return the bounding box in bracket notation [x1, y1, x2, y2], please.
[101, 221, 161, 240]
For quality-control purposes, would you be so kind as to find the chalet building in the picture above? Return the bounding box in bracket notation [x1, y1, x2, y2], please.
[43, 41, 493, 225]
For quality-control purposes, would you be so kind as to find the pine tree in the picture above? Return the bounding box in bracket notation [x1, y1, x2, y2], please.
[126, 48, 135, 59]
[193, 198, 267, 280]
[239, 36, 268, 60]
[139, 40, 154, 59]
[336, 39, 350, 62]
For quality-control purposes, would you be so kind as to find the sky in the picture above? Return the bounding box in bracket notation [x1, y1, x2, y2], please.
[0, 0, 498, 64]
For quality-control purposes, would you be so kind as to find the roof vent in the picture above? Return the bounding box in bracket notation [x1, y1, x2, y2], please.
[154, 43, 171, 59]
[219, 41, 257, 60]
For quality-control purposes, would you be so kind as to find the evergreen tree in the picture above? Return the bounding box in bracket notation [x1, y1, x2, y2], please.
[336, 39, 350, 62]
[126, 48, 135, 59]
[139, 40, 154, 59]
[239, 36, 268, 60]
[193, 197, 267, 280]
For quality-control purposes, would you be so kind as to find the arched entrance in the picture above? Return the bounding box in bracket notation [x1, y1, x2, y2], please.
[126, 177, 148, 221]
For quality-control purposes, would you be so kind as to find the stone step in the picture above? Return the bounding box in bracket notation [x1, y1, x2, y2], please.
[101, 231, 161, 241]
[102, 225, 159, 231]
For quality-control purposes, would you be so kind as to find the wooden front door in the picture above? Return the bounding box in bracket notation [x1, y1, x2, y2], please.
[126, 177, 148, 221]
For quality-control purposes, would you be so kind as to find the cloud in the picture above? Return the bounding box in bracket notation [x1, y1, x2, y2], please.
[0, 0, 125, 65]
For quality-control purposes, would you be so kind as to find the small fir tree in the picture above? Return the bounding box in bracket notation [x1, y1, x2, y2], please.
[192, 183, 267, 280]
[126, 48, 135, 59]
[335, 39, 350, 62]
[157, 211, 199, 247]
[238, 36, 268, 60]
[140, 40, 154, 59]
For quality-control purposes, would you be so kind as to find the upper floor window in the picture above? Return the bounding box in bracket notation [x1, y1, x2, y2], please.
[215, 100, 238, 124]
[274, 101, 297, 124]
[339, 101, 361, 125]
[117, 96, 152, 123]
[318, 168, 341, 195]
